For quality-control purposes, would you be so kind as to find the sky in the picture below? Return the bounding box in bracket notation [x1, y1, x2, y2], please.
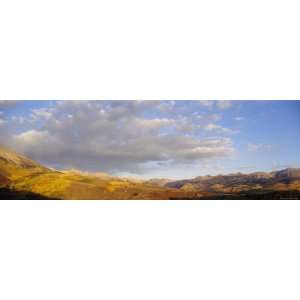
[0, 100, 299, 179]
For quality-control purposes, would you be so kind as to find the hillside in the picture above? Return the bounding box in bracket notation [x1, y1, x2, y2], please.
[0, 145, 46, 170]
[0, 145, 196, 200]
[0, 144, 299, 200]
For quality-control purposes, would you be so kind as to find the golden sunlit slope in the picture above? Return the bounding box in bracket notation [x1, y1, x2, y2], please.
[0, 145, 195, 199]
[0, 145, 46, 169]
[1, 144, 299, 200]
[0, 173, 10, 187]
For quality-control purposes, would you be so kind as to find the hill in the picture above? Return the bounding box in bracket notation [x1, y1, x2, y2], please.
[0, 145, 47, 170]
[0, 145, 195, 200]
[0, 144, 299, 200]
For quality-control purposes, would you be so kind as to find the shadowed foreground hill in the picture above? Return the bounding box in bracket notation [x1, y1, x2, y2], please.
[0, 188, 59, 200]
[0, 145, 195, 200]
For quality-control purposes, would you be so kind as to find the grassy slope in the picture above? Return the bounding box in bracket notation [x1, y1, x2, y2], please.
[2, 158, 300, 200]
[1, 145, 299, 200]
[0, 159, 195, 200]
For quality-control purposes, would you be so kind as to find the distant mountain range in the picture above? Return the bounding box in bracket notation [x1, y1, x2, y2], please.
[161, 168, 300, 199]
[1, 144, 300, 199]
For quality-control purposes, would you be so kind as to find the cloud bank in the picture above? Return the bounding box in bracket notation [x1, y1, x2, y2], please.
[4, 101, 237, 175]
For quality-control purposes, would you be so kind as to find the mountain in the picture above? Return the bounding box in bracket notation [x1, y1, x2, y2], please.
[61, 169, 114, 179]
[0, 145, 194, 200]
[164, 168, 300, 198]
[272, 168, 300, 179]
[0, 144, 299, 200]
[146, 178, 173, 187]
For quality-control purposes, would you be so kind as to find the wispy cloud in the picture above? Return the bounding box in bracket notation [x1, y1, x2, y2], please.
[198, 100, 214, 108]
[247, 143, 272, 152]
[235, 116, 245, 121]
[204, 123, 239, 134]
[216, 101, 232, 110]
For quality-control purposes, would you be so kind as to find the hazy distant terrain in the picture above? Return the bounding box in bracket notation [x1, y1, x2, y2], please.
[163, 169, 300, 199]
[0, 145, 300, 200]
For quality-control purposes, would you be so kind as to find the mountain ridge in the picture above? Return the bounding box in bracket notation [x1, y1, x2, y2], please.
[165, 168, 300, 185]
[163, 168, 300, 195]
[0, 144, 299, 199]
[0, 145, 195, 199]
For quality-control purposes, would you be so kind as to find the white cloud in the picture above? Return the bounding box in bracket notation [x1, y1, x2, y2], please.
[216, 101, 232, 110]
[13, 130, 49, 144]
[5, 101, 237, 174]
[134, 118, 174, 130]
[31, 108, 54, 120]
[0, 112, 7, 128]
[235, 116, 245, 121]
[198, 100, 214, 108]
[204, 123, 239, 134]
[248, 143, 272, 152]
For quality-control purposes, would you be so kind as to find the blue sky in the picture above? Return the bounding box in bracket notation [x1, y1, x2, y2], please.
[0, 100, 299, 179]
